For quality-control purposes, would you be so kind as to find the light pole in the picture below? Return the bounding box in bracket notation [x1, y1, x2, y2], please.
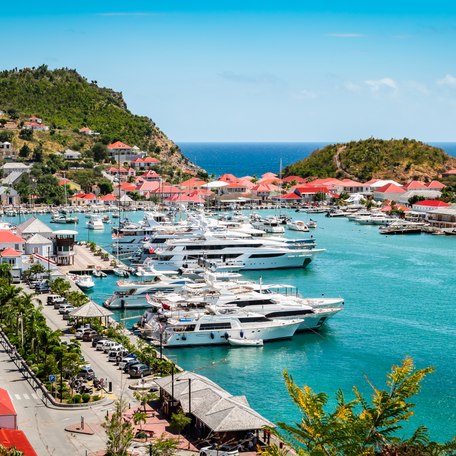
[176, 376, 192, 417]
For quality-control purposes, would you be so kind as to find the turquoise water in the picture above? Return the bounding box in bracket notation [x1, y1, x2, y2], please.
[7, 210, 456, 440]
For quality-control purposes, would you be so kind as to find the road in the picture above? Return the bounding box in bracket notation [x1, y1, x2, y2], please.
[0, 284, 145, 455]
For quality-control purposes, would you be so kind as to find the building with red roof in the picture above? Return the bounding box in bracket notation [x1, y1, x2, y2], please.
[130, 156, 160, 169]
[23, 122, 49, 131]
[165, 192, 205, 205]
[0, 388, 17, 429]
[107, 141, 145, 161]
[141, 170, 161, 181]
[98, 193, 118, 204]
[442, 169, 456, 177]
[427, 180, 445, 189]
[179, 177, 207, 189]
[274, 192, 301, 200]
[412, 200, 451, 212]
[0, 231, 25, 253]
[218, 173, 238, 183]
[0, 429, 37, 455]
[373, 183, 406, 201]
[404, 180, 428, 190]
[221, 183, 250, 194]
[152, 185, 184, 198]
[116, 182, 137, 192]
[282, 175, 307, 184]
[136, 181, 160, 196]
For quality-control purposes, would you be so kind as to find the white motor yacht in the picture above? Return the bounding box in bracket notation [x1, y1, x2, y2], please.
[287, 220, 310, 232]
[87, 215, 104, 230]
[161, 311, 302, 347]
[74, 275, 95, 290]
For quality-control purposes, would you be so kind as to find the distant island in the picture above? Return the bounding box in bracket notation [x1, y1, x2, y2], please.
[0, 65, 197, 172]
[283, 138, 456, 182]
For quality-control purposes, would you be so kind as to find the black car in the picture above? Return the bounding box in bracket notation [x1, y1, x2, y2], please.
[123, 359, 142, 374]
[91, 335, 105, 348]
[129, 364, 152, 378]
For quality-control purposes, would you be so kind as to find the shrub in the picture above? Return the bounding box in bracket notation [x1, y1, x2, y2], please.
[92, 394, 102, 402]
[72, 394, 82, 404]
[81, 393, 91, 403]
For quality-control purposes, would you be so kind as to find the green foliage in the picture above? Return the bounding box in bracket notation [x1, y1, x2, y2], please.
[18, 128, 33, 140]
[103, 397, 135, 456]
[81, 393, 91, 403]
[50, 278, 71, 296]
[72, 394, 82, 404]
[0, 130, 13, 142]
[0, 444, 24, 455]
[408, 195, 426, 205]
[92, 142, 108, 162]
[284, 138, 453, 182]
[264, 358, 456, 456]
[19, 144, 31, 158]
[170, 411, 191, 435]
[36, 174, 65, 204]
[98, 179, 113, 195]
[0, 66, 169, 151]
[147, 433, 179, 456]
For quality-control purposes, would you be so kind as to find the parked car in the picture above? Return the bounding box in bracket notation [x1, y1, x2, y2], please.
[101, 341, 120, 353]
[35, 281, 50, 293]
[199, 446, 239, 456]
[123, 359, 142, 374]
[47, 295, 66, 306]
[117, 355, 137, 369]
[96, 339, 112, 351]
[107, 349, 129, 363]
[82, 330, 99, 342]
[91, 335, 105, 348]
[129, 364, 152, 378]
[59, 304, 75, 314]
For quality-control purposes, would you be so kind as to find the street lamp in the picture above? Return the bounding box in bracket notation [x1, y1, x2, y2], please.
[176, 376, 192, 417]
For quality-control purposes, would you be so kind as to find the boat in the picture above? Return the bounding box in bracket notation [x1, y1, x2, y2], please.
[87, 215, 104, 230]
[103, 277, 195, 309]
[228, 337, 263, 347]
[92, 267, 108, 278]
[287, 220, 309, 232]
[51, 213, 79, 224]
[308, 219, 317, 228]
[147, 234, 324, 271]
[113, 267, 131, 277]
[252, 217, 285, 234]
[160, 311, 303, 347]
[75, 275, 95, 290]
[379, 222, 423, 235]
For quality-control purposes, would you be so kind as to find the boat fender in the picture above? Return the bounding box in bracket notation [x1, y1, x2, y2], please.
[121, 299, 125, 308]
[240, 330, 244, 338]
[210, 332, 214, 339]
[182, 334, 187, 341]
[224, 332, 229, 340]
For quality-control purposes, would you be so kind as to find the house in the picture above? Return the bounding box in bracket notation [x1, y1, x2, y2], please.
[152, 185, 184, 199]
[403, 180, 428, 191]
[179, 177, 207, 189]
[442, 169, 456, 177]
[221, 183, 249, 194]
[25, 234, 53, 257]
[0, 388, 17, 430]
[282, 175, 307, 185]
[116, 182, 137, 193]
[98, 193, 118, 205]
[294, 184, 330, 202]
[16, 217, 54, 240]
[140, 170, 161, 182]
[427, 180, 445, 190]
[68, 192, 98, 206]
[412, 200, 451, 213]
[334, 179, 370, 194]
[29, 115, 42, 124]
[0, 231, 25, 252]
[165, 192, 205, 206]
[53, 230, 77, 266]
[130, 156, 160, 170]
[107, 167, 136, 180]
[218, 173, 239, 184]
[107, 141, 145, 161]
[372, 183, 406, 201]
[0, 429, 37, 456]
[23, 122, 49, 131]
[1, 162, 31, 177]
[63, 149, 82, 160]
[78, 127, 99, 136]
[398, 190, 442, 205]
[0, 187, 19, 205]
[0, 141, 15, 159]
[0, 248, 23, 281]
[136, 181, 160, 196]
[58, 178, 81, 192]
[426, 206, 456, 229]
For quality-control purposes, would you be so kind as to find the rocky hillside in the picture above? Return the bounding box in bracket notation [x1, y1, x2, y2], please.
[0, 65, 198, 171]
[283, 138, 456, 182]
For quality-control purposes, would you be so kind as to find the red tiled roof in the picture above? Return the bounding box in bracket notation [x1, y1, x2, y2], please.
[404, 180, 428, 190]
[218, 173, 238, 183]
[98, 193, 118, 201]
[118, 182, 137, 192]
[278, 192, 301, 199]
[0, 389, 15, 415]
[82, 193, 97, 200]
[375, 183, 406, 193]
[141, 170, 160, 177]
[58, 179, 70, 185]
[0, 429, 37, 456]
[295, 185, 329, 194]
[252, 183, 272, 192]
[79, 127, 91, 132]
[137, 182, 160, 192]
[261, 172, 278, 178]
[143, 156, 160, 163]
[0, 248, 21, 257]
[340, 178, 365, 186]
[153, 185, 183, 194]
[413, 200, 450, 207]
[282, 175, 307, 184]
[107, 141, 131, 150]
[166, 193, 205, 203]
[179, 178, 207, 187]
[381, 204, 409, 212]
[427, 180, 445, 189]
[443, 169, 456, 175]
[0, 231, 25, 244]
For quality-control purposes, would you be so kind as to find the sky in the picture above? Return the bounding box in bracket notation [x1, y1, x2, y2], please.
[3, 1, 456, 142]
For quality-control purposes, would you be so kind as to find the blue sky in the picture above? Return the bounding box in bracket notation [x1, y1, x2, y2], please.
[3, 1, 456, 141]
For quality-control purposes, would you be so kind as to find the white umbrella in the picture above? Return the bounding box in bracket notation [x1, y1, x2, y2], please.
[201, 181, 229, 189]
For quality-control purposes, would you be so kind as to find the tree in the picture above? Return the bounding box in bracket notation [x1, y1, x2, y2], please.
[92, 142, 108, 162]
[0, 263, 12, 284]
[23, 263, 46, 282]
[19, 144, 31, 158]
[98, 179, 113, 195]
[103, 397, 135, 456]
[408, 195, 426, 205]
[50, 278, 71, 296]
[147, 433, 179, 456]
[36, 175, 65, 205]
[170, 411, 191, 439]
[19, 128, 33, 140]
[133, 409, 147, 435]
[32, 145, 43, 162]
[261, 358, 456, 456]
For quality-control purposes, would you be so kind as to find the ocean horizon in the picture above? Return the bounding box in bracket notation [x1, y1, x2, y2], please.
[178, 141, 456, 177]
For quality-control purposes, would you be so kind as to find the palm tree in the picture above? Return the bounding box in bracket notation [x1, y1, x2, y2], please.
[0, 263, 12, 284]
[133, 410, 147, 436]
[50, 278, 71, 296]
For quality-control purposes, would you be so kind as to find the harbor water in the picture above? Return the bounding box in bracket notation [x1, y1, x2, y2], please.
[5, 209, 456, 440]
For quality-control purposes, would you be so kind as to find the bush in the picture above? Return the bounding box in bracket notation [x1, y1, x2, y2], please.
[81, 393, 91, 403]
[92, 394, 102, 402]
[72, 394, 82, 404]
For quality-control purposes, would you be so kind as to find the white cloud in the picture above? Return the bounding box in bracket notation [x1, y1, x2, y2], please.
[327, 33, 365, 38]
[437, 74, 456, 87]
[344, 81, 362, 93]
[365, 78, 398, 92]
[405, 81, 429, 95]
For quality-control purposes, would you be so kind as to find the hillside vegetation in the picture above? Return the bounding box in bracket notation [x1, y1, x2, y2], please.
[284, 138, 456, 182]
[0, 65, 195, 169]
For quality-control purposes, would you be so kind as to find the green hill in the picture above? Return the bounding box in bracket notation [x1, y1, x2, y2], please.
[0, 65, 195, 169]
[284, 138, 456, 182]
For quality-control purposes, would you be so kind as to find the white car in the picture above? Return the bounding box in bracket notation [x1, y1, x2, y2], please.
[199, 446, 239, 456]
[96, 339, 111, 351]
[102, 341, 120, 353]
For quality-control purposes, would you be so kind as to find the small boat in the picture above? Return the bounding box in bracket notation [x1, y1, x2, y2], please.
[76, 275, 95, 289]
[87, 215, 104, 230]
[92, 267, 108, 278]
[308, 219, 317, 229]
[113, 267, 130, 277]
[228, 338, 264, 347]
[287, 220, 309, 232]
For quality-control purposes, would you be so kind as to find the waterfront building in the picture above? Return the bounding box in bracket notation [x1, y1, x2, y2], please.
[16, 217, 54, 240]
[426, 206, 456, 228]
[53, 230, 77, 266]
[372, 183, 406, 201]
[412, 200, 451, 213]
